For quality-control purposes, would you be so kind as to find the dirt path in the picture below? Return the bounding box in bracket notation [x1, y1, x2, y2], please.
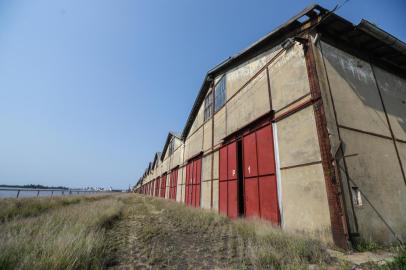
[106, 196, 252, 269]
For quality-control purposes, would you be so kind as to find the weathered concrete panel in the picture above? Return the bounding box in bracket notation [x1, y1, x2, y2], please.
[203, 121, 212, 151]
[340, 128, 406, 243]
[213, 150, 219, 179]
[174, 137, 182, 149]
[161, 158, 169, 173]
[281, 163, 333, 242]
[277, 106, 321, 168]
[321, 42, 390, 137]
[202, 154, 211, 181]
[398, 141, 406, 177]
[226, 70, 270, 135]
[180, 184, 185, 203]
[269, 43, 310, 111]
[213, 108, 226, 146]
[373, 66, 406, 141]
[176, 166, 184, 202]
[212, 179, 219, 211]
[189, 103, 204, 135]
[201, 180, 211, 209]
[170, 146, 182, 169]
[225, 47, 280, 100]
[201, 155, 212, 209]
[184, 127, 203, 160]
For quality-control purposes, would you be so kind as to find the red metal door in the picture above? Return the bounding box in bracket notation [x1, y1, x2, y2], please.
[243, 133, 260, 218]
[256, 125, 279, 224]
[243, 125, 280, 224]
[192, 162, 196, 206]
[227, 143, 238, 218]
[156, 177, 160, 197]
[169, 168, 178, 200]
[189, 162, 193, 205]
[161, 174, 167, 198]
[173, 168, 178, 200]
[194, 158, 202, 208]
[185, 158, 201, 207]
[219, 142, 238, 218]
[185, 164, 190, 204]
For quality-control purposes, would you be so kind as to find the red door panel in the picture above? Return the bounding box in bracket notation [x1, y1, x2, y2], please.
[228, 142, 237, 180]
[243, 133, 258, 178]
[192, 184, 196, 207]
[228, 180, 238, 219]
[195, 159, 201, 183]
[219, 181, 228, 215]
[219, 146, 228, 181]
[195, 158, 201, 208]
[259, 175, 280, 223]
[256, 126, 276, 176]
[244, 177, 260, 218]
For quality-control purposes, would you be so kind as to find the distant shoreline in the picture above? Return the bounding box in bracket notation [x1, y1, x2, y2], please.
[0, 184, 69, 190]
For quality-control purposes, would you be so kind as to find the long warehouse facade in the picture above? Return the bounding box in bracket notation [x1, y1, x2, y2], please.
[135, 5, 406, 249]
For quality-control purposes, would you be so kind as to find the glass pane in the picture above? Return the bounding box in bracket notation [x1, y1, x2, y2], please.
[214, 76, 226, 112]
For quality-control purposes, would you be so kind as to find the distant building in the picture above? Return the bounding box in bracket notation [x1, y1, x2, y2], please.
[135, 5, 406, 249]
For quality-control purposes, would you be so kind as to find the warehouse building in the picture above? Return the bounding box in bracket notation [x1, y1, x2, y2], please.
[135, 5, 406, 249]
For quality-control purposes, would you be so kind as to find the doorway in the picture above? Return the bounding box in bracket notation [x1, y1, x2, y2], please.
[237, 140, 245, 217]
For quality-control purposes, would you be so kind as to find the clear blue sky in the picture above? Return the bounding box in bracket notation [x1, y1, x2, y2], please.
[0, 0, 405, 189]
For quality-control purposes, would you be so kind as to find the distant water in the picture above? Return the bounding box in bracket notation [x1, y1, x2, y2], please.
[0, 189, 84, 199]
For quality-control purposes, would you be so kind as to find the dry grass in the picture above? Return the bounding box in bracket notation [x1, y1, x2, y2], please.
[0, 194, 110, 222]
[107, 196, 341, 269]
[0, 195, 125, 270]
[3, 194, 401, 269]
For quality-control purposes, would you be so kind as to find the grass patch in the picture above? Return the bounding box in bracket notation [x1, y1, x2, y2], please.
[355, 239, 381, 252]
[384, 247, 406, 270]
[137, 197, 336, 269]
[0, 195, 125, 270]
[233, 218, 334, 269]
[0, 194, 110, 222]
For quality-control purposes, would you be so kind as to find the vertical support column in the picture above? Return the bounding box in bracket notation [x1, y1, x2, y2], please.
[210, 82, 215, 209]
[304, 40, 349, 249]
[272, 123, 284, 228]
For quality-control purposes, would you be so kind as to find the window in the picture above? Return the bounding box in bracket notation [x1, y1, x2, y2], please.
[214, 75, 226, 112]
[168, 140, 174, 156]
[204, 92, 213, 121]
[352, 187, 362, 206]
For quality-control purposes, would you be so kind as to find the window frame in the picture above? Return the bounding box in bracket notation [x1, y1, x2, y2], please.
[214, 75, 226, 112]
[204, 91, 213, 121]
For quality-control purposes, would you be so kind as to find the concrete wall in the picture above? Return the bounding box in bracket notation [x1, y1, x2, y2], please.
[319, 41, 406, 244]
[269, 44, 311, 111]
[269, 44, 333, 241]
[201, 154, 212, 209]
[138, 41, 334, 242]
